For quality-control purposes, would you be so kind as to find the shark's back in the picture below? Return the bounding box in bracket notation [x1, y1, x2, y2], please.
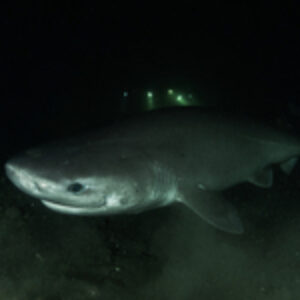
[96, 107, 300, 189]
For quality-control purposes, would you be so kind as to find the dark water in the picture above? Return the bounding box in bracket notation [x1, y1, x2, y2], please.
[1, 2, 300, 299]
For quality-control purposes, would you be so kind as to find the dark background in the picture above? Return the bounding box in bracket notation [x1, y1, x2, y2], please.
[1, 2, 299, 161]
[1, 3, 300, 299]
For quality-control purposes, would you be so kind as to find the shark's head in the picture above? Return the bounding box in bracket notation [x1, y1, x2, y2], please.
[5, 139, 154, 215]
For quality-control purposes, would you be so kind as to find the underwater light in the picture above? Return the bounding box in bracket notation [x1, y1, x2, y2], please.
[147, 91, 153, 98]
[176, 94, 188, 105]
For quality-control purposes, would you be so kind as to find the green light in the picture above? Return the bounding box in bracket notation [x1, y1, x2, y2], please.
[146, 91, 154, 110]
[147, 91, 153, 98]
[176, 94, 189, 105]
[176, 94, 184, 103]
[167, 89, 174, 95]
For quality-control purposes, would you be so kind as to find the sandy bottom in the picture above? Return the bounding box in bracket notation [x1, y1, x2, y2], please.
[1, 168, 300, 300]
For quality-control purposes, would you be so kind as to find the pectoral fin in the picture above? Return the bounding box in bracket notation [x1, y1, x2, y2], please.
[180, 189, 244, 234]
[248, 168, 273, 188]
[280, 157, 298, 175]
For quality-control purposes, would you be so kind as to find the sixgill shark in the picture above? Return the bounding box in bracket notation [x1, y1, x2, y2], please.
[5, 107, 300, 234]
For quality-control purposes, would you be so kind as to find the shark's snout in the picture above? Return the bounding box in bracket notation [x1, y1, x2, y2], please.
[5, 161, 19, 183]
[5, 159, 42, 197]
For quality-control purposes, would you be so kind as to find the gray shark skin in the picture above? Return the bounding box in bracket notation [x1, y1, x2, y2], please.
[5, 107, 300, 234]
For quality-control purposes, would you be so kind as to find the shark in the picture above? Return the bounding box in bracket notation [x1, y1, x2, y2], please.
[4, 107, 300, 234]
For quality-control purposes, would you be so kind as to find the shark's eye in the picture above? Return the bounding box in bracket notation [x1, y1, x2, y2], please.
[67, 182, 84, 193]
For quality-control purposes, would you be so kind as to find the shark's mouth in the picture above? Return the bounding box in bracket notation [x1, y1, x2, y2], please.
[41, 199, 108, 215]
[40, 199, 126, 216]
